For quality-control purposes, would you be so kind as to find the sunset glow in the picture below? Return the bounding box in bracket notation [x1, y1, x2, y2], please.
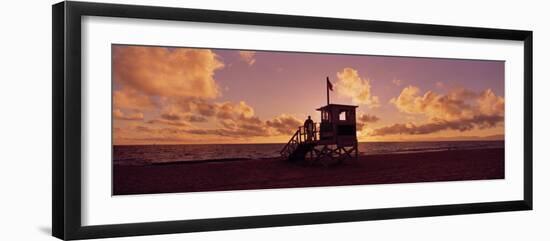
[112, 45, 504, 145]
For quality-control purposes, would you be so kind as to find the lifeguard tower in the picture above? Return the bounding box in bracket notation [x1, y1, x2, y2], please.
[280, 77, 359, 165]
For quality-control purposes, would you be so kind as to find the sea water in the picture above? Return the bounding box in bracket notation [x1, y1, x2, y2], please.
[113, 140, 504, 166]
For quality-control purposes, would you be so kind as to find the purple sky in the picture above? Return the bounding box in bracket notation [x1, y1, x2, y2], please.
[213, 49, 503, 123]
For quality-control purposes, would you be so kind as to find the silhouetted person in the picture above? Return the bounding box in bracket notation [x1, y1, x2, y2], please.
[304, 115, 314, 142]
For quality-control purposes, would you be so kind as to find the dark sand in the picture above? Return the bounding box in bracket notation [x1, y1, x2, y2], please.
[113, 148, 504, 195]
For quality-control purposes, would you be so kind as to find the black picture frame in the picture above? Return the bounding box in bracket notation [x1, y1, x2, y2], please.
[52, 1, 533, 240]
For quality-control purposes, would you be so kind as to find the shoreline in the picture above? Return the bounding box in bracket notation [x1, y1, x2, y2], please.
[113, 148, 504, 195]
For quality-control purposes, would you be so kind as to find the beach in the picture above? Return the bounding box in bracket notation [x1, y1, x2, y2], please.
[113, 147, 504, 195]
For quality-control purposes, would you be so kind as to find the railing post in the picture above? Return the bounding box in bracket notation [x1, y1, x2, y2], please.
[298, 127, 302, 144]
[314, 123, 317, 141]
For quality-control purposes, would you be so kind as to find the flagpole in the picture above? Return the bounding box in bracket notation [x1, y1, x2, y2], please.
[326, 77, 330, 106]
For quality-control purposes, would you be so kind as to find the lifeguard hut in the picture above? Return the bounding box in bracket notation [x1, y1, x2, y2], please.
[280, 77, 359, 165]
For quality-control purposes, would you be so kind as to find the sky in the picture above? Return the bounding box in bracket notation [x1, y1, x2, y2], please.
[112, 45, 505, 145]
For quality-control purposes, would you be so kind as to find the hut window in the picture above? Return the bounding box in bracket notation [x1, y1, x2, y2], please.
[339, 110, 347, 121]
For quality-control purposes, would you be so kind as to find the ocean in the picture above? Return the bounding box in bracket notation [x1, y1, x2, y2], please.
[113, 140, 504, 166]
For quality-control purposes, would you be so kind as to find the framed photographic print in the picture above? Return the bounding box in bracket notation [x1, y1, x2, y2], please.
[52, 1, 533, 240]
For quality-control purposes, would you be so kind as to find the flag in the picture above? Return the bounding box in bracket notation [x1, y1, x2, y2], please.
[326, 77, 333, 91]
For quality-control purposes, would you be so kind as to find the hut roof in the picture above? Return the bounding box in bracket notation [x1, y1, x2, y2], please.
[316, 104, 358, 111]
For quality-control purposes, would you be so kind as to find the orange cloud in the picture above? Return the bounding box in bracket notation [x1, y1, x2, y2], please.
[183, 115, 208, 123]
[390, 86, 503, 121]
[371, 115, 503, 136]
[149, 100, 271, 139]
[158, 111, 207, 123]
[184, 115, 268, 138]
[186, 113, 302, 139]
[142, 101, 211, 128]
[146, 99, 261, 133]
[113, 89, 155, 110]
[205, 101, 269, 138]
[113, 46, 224, 99]
[266, 114, 302, 135]
[159, 112, 181, 121]
[239, 51, 256, 66]
[146, 119, 188, 127]
[335, 68, 379, 107]
[477, 89, 505, 117]
[359, 113, 380, 123]
[113, 109, 144, 121]
[147, 102, 302, 140]
[162, 97, 218, 117]
[356, 113, 379, 131]
[215, 101, 255, 120]
[112, 45, 233, 143]
[372, 86, 504, 136]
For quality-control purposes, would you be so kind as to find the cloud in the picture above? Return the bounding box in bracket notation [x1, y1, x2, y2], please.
[359, 113, 380, 123]
[215, 101, 255, 120]
[162, 100, 270, 138]
[266, 114, 302, 135]
[160, 112, 181, 121]
[113, 109, 144, 121]
[144, 101, 211, 128]
[186, 113, 302, 138]
[184, 115, 208, 123]
[135, 125, 154, 133]
[113, 46, 224, 99]
[372, 86, 504, 136]
[477, 89, 505, 117]
[150, 100, 266, 137]
[335, 68, 379, 107]
[390, 86, 502, 121]
[113, 89, 155, 110]
[356, 113, 380, 131]
[392, 79, 402, 86]
[158, 111, 207, 123]
[163, 97, 217, 117]
[209, 102, 269, 137]
[164, 106, 303, 139]
[239, 51, 256, 66]
[390, 86, 427, 115]
[146, 119, 188, 127]
[194, 100, 217, 117]
[116, 95, 305, 142]
[162, 99, 258, 125]
[370, 115, 503, 136]
[184, 115, 269, 138]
